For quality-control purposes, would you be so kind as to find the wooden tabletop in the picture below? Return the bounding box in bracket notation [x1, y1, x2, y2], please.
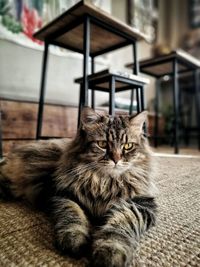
[126, 50, 200, 77]
[34, 0, 147, 56]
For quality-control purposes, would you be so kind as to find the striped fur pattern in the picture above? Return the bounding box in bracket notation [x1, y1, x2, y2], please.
[0, 107, 157, 266]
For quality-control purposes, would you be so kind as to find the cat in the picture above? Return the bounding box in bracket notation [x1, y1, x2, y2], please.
[0, 107, 157, 267]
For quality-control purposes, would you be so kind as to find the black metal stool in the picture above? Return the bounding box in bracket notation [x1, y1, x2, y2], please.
[33, 1, 147, 140]
[126, 50, 200, 153]
[179, 70, 200, 147]
[75, 69, 149, 126]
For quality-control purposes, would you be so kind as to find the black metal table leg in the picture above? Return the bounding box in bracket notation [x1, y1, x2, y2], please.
[109, 76, 115, 116]
[78, 84, 84, 127]
[82, 16, 90, 110]
[173, 59, 179, 154]
[36, 42, 49, 139]
[140, 86, 144, 111]
[132, 42, 140, 115]
[78, 16, 90, 127]
[133, 42, 139, 75]
[0, 110, 3, 160]
[136, 88, 140, 113]
[129, 89, 134, 115]
[194, 69, 200, 150]
[154, 78, 160, 148]
[91, 57, 95, 109]
[184, 92, 192, 146]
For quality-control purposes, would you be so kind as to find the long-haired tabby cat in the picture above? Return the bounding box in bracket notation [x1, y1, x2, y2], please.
[0, 107, 157, 267]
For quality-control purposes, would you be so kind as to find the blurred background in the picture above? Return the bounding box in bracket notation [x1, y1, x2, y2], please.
[0, 0, 200, 154]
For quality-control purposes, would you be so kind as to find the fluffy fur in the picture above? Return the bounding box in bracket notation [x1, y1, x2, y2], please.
[0, 107, 157, 267]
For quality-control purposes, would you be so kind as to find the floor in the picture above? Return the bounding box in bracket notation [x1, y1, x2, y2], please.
[1, 156, 200, 267]
[151, 145, 200, 157]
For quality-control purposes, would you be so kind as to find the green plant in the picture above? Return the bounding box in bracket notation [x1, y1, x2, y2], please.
[2, 14, 22, 33]
[0, 0, 10, 16]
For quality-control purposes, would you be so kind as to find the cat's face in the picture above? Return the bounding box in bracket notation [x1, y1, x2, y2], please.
[79, 108, 149, 176]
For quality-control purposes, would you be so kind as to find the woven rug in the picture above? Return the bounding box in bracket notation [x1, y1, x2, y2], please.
[0, 156, 199, 267]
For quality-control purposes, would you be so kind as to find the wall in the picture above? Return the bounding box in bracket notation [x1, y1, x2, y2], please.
[0, 39, 109, 106]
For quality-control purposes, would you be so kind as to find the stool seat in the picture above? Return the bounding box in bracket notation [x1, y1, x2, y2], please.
[75, 69, 149, 92]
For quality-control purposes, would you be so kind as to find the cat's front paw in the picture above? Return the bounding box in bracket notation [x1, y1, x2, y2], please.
[55, 229, 89, 259]
[91, 241, 132, 267]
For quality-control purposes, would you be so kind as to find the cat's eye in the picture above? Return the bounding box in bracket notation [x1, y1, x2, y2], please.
[97, 141, 107, 149]
[122, 143, 134, 151]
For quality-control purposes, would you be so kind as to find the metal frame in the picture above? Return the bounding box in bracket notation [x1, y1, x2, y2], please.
[140, 55, 198, 74]
[50, 41, 83, 54]
[141, 68, 197, 79]
[130, 42, 139, 115]
[153, 58, 181, 153]
[194, 69, 200, 150]
[36, 42, 49, 139]
[154, 78, 160, 148]
[129, 88, 134, 115]
[172, 59, 179, 154]
[84, 84, 141, 92]
[82, 16, 90, 107]
[85, 74, 146, 89]
[109, 76, 115, 115]
[133, 42, 139, 75]
[140, 86, 144, 111]
[136, 88, 140, 113]
[46, 13, 136, 57]
[137, 55, 198, 80]
[47, 16, 85, 42]
[91, 57, 95, 109]
[88, 15, 137, 57]
[138, 55, 199, 154]
[36, 13, 140, 137]
[92, 40, 132, 57]
[78, 84, 84, 127]
[76, 73, 146, 125]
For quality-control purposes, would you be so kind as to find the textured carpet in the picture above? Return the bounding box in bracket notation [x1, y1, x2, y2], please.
[0, 156, 200, 267]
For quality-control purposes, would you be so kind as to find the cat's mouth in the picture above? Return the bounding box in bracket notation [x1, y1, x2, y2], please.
[100, 160, 130, 174]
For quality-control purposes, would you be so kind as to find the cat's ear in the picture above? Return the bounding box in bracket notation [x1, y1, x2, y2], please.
[80, 106, 100, 128]
[129, 111, 148, 134]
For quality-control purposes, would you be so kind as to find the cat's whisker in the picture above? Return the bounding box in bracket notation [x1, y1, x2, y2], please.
[61, 162, 99, 178]
[64, 162, 96, 173]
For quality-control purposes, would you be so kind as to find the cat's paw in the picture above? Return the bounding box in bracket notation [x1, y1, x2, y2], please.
[91, 242, 132, 267]
[55, 229, 90, 259]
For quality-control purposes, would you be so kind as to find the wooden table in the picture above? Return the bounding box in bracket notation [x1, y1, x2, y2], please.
[34, 0, 147, 139]
[126, 50, 200, 154]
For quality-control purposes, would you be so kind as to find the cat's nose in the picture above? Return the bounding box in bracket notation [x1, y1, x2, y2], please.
[111, 151, 122, 165]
